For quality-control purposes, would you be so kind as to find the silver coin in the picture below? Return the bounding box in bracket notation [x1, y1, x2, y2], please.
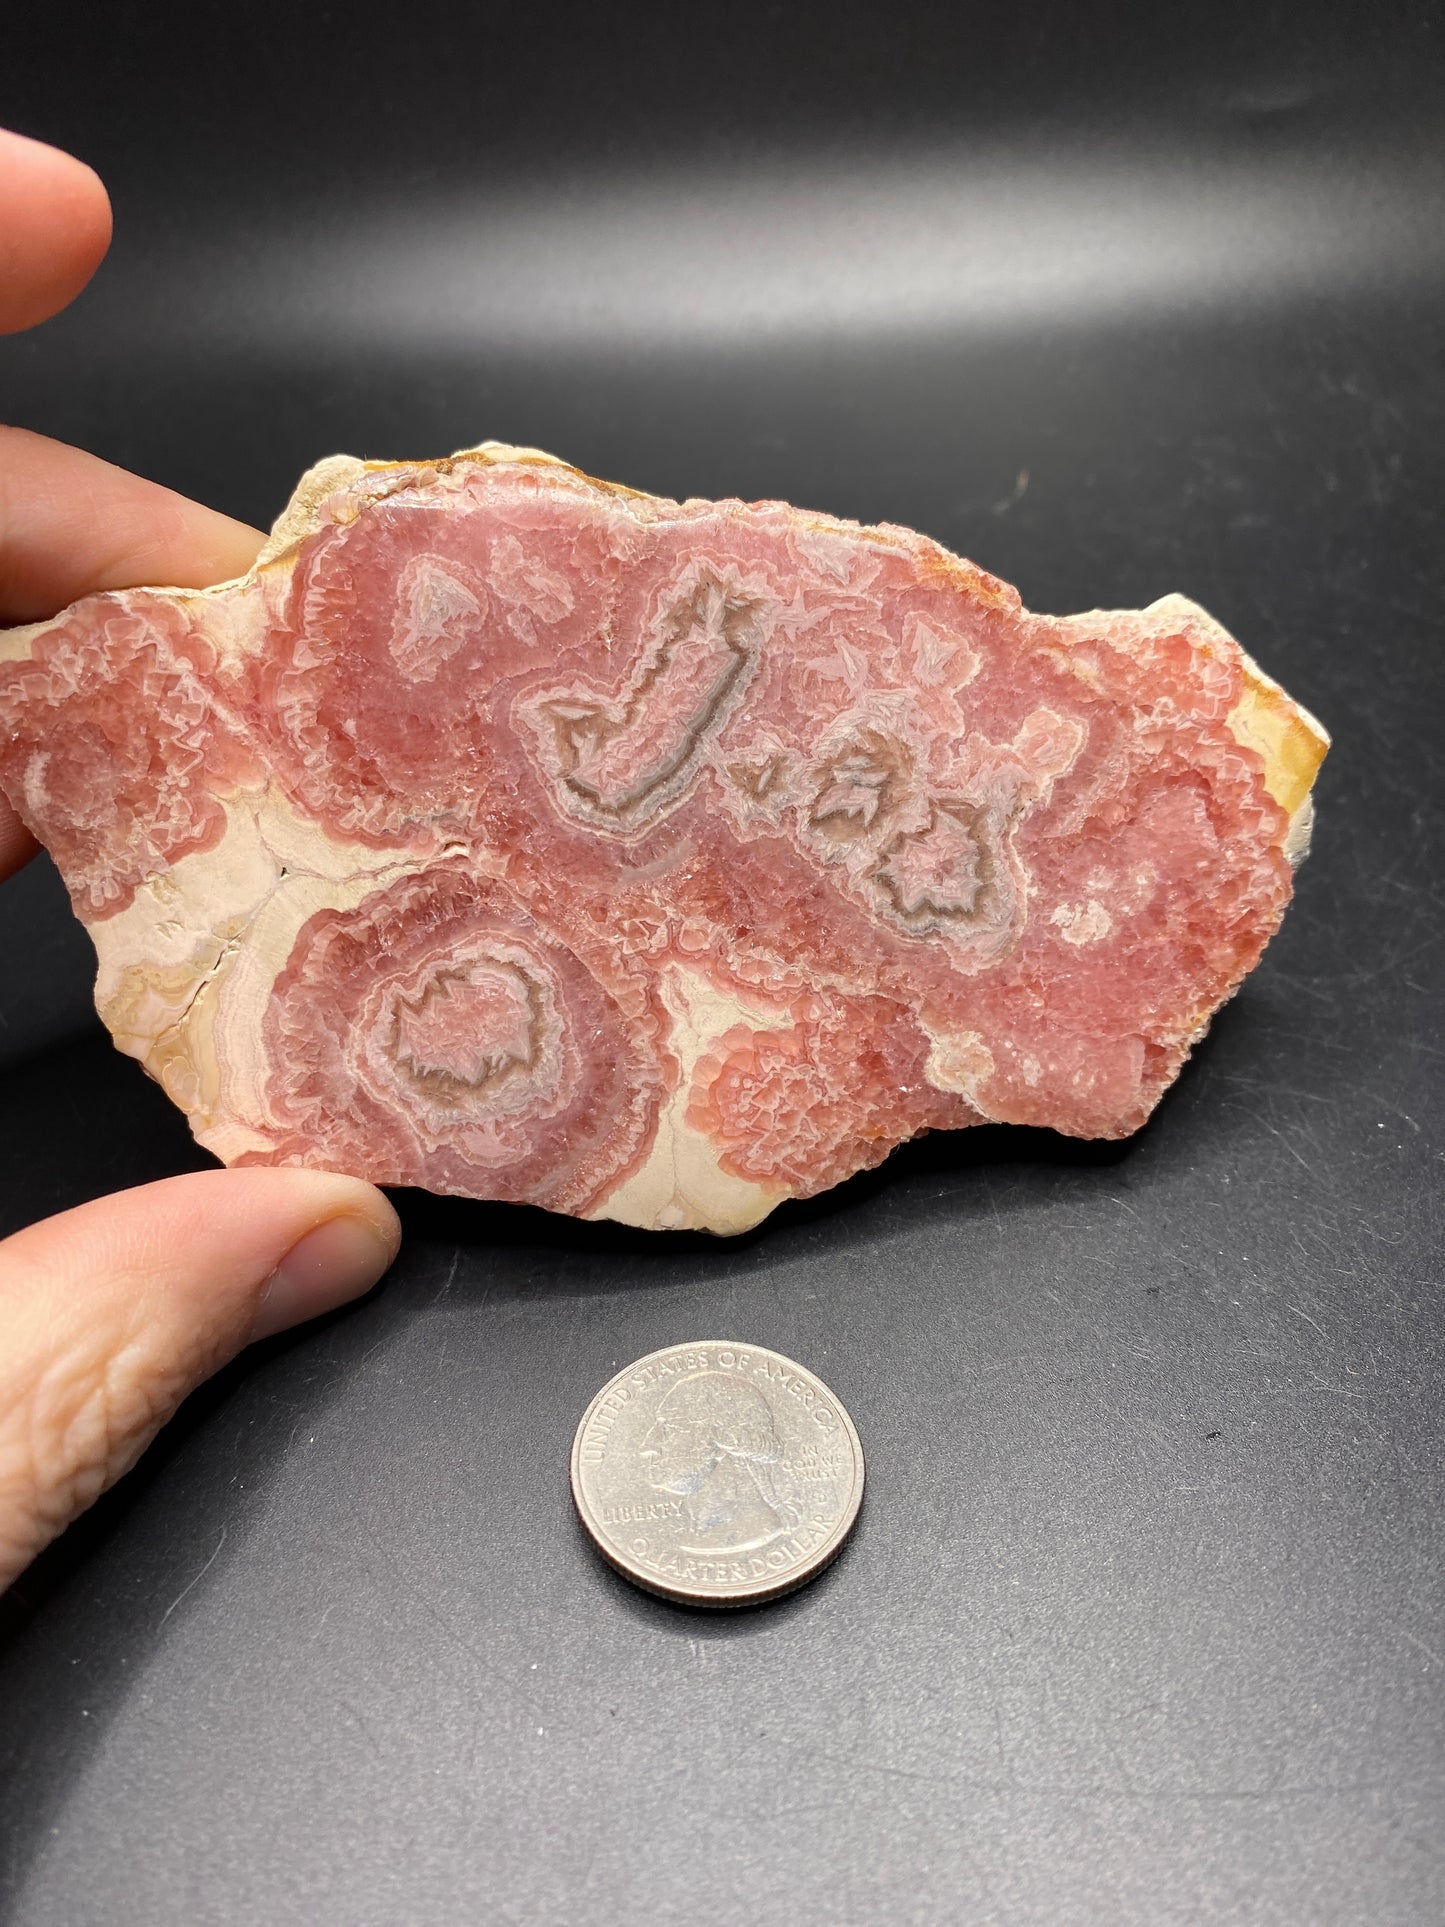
[570, 1340, 864, 1607]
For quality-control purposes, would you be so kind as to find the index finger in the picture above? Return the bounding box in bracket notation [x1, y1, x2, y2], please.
[0, 127, 112, 335]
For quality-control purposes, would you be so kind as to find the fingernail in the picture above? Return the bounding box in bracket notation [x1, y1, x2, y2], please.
[249, 1215, 396, 1343]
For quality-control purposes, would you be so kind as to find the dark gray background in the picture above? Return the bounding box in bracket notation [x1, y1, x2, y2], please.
[1, 4, 1442, 1921]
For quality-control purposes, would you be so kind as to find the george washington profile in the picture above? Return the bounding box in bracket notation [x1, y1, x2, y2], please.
[639, 1371, 803, 1554]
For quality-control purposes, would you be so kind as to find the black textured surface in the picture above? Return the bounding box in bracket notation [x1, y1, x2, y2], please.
[1, 6, 1443, 1922]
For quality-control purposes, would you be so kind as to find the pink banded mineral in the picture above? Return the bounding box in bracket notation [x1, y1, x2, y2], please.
[0, 445, 1328, 1233]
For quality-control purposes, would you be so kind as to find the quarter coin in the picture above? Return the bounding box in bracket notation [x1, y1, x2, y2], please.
[570, 1340, 864, 1607]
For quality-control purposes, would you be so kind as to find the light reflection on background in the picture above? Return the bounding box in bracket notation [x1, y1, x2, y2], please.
[113, 140, 1445, 354]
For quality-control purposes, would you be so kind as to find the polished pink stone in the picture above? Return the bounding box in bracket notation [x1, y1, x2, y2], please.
[0, 446, 1328, 1233]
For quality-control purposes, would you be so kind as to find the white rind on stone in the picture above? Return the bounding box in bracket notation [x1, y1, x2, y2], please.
[92, 785, 428, 1154]
[590, 964, 790, 1235]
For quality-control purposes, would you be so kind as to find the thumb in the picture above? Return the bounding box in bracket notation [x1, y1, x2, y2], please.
[0, 1168, 400, 1589]
[0, 127, 112, 334]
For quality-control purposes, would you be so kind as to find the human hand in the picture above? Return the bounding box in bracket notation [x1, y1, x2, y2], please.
[0, 128, 401, 1590]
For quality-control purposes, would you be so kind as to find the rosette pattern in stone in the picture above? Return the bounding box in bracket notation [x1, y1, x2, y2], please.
[0, 445, 1329, 1232]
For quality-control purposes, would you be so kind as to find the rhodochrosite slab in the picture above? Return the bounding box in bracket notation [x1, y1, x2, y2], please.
[0, 445, 1328, 1233]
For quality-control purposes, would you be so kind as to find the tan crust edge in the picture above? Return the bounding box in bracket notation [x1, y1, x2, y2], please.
[251, 442, 576, 571]
[1226, 659, 1331, 816]
[250, 444, 1017, 609]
